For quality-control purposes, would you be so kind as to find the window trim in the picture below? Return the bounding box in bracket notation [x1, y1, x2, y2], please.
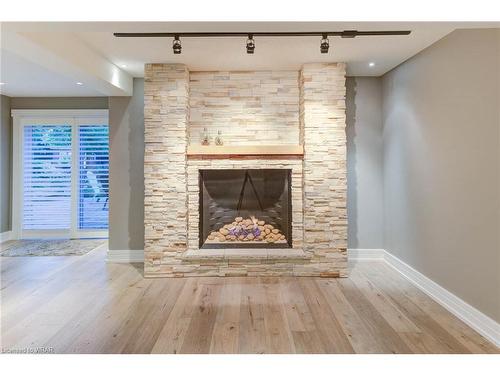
[11, 109, 109, 240]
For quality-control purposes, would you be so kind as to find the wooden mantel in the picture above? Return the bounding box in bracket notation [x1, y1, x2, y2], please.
[186, 145, 304, 158]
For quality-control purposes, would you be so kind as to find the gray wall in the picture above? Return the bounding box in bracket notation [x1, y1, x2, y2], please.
[381, 29, 500, 321]
[346, 77, 384, 249]
[1, 95, 12, 233]
[108, 78, 144, 251]
[2, 79, 386, 250]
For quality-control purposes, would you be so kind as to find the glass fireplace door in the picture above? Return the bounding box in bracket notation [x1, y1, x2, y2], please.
[199, 169, 292, 249]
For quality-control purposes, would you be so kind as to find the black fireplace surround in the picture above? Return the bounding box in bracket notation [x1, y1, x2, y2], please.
[199, 169, 292, 249]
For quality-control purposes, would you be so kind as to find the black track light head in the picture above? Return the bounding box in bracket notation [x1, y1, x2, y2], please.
[246, 34, 255, 54]
[320, 34, 329, 54]
[173, 35, 182, 54]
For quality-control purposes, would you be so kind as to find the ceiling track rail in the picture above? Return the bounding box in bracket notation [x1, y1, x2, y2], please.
[113, 30, 411, 38]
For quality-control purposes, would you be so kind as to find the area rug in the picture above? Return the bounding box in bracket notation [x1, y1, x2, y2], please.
[0, 239, 107, 257]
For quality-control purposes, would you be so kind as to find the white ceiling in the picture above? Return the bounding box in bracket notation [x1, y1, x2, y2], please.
[76, 22, 457, 77]
[1, 22, 498, 97]
[0, 49, 104, 97]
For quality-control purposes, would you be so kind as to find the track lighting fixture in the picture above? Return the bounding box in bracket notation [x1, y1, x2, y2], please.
[115, 30, 412, 56]
[246, 34, 255, 54]
[320, 34, 329, 54]
[172, 35, 181, 54]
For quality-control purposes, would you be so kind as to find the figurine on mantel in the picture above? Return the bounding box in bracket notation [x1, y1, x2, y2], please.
[215, 130, 224, 146]
[201, 127, 210, 145]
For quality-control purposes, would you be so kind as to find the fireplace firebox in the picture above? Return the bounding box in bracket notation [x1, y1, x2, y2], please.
[199, 169, 292, 249]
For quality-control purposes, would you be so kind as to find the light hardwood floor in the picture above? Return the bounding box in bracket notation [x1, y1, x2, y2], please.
[1, 245, 498, 354]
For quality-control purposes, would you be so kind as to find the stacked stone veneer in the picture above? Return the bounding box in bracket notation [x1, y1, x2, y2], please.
[300, 63, 348, 275]
[189, 71, 299, 145]
[144, 64, 189, 272]
[144, 62, 347, 277]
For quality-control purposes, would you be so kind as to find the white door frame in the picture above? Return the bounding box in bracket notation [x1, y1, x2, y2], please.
[11, 109, 109, 240]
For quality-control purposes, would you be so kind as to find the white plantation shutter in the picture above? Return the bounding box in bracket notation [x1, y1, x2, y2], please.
[23, 125, 72, 230]
[14, 111, 109, 238]
[78, 125, 109, 229]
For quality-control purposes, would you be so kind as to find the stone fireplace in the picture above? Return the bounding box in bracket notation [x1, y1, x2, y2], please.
[144, 63, 347, 277]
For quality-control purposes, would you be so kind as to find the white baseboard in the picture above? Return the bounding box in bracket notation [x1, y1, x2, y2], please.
[383, 250, 500, 348]
[348, 248, 385, 261]
[0, 230, 13, 243]
[106, 250, 144, 263]
[350, 248, 499, 348]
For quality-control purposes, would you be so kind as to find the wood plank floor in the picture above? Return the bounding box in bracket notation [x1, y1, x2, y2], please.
[1, 245, 498, 354]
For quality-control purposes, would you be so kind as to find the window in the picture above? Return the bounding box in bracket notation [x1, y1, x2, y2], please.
[12, 110, 109, 239]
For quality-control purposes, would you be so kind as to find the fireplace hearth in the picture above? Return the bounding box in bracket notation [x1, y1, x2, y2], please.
[199, 169, 292, 249]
